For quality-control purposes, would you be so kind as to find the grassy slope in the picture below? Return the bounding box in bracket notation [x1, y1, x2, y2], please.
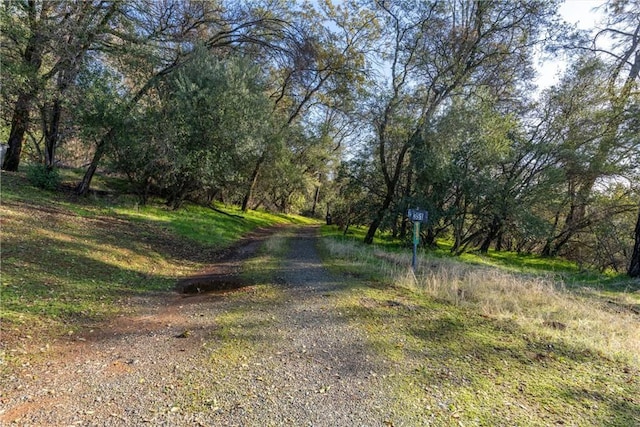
[0, 169, 315, 352]
[319, 226, 640, 426]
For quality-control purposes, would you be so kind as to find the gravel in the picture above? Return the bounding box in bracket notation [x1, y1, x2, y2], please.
[1, 226, 417, 426]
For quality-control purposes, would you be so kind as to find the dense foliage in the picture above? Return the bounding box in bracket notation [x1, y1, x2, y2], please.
[1, 0, 638, 275]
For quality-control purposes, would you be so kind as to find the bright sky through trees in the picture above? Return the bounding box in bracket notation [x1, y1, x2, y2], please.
[536, 0, 605, 89]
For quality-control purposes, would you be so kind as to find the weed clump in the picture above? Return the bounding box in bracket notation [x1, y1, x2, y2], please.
[26, 164, 61, 190]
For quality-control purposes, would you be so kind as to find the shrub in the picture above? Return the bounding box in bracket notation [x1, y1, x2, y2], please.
[26, 164, 61, 190]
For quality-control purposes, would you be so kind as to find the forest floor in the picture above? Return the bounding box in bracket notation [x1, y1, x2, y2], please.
[1, 226, 420, 426]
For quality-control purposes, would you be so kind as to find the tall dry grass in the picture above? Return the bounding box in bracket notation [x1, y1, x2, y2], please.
[323, 238, 640, 365]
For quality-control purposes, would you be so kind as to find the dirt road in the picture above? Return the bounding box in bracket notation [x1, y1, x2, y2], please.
[1, 227, 417, 426]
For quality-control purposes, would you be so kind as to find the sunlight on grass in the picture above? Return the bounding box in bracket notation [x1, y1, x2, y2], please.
[321, 224, 401, 248]
[114, 203, 318, 248]
[321, 237, 640, 366]
[322, 236, 640, 425]
[459, 250, 578, 273]
[321, 224, 630, 281]
[0, 170, 312, 351]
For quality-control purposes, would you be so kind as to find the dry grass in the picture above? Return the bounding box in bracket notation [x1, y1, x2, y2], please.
[323, 239, 640, 366]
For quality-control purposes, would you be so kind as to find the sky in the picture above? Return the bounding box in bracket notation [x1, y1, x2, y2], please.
[535, 0, 606, 90]
[559, 0, 605, 29]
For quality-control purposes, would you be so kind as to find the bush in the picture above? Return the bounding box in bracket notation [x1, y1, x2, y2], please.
[26, 164, 61, 190]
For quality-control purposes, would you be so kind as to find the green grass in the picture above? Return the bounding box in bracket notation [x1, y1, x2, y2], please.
[319, 236, 640, 426]
[400, 292, 629, 424]
[115, 203, 314, 249]
[3, 167, 638, 425]
[322, 224, 403, 249]
[458, 249, 578, 273]
[334, 286, 638, 426]
[320, 225, 637, 293]
[0, 169, 315, 353]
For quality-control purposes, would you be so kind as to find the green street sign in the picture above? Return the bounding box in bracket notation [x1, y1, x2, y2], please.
[408, 208, 428, 271]
[413, 222, 420, 245]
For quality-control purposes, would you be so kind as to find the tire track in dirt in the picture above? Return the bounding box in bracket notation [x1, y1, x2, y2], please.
[0, 226, 281, 425]
[1, 226, 413, 426]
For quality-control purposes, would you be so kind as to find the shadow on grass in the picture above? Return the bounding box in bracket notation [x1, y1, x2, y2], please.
[558, 385, 640, 426]
[332, 278, 639, 425]
[0, 199, 232, 335]
[1, 234, 174, 324]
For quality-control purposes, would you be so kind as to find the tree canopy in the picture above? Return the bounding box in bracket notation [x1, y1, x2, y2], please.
[1, 0, 638, 276]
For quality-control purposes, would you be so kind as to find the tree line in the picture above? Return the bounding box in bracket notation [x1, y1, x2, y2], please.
[1, 0, 638, 276]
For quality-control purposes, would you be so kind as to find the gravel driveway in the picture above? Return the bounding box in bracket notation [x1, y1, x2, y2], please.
[1, 226, 416, 426]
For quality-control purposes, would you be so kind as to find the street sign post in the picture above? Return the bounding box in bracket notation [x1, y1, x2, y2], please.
[407, 209, 428, 271]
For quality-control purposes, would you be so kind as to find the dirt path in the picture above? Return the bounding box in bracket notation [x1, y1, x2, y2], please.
[1, 226, 413, 426]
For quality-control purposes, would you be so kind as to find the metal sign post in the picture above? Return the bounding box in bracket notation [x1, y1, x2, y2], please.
[407, 208, 428, 272]
[412, 221, 420, 271]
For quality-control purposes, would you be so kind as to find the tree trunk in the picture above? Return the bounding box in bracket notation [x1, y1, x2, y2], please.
[363, 212, 383, 244]
[543, 179, 592, 257]
[364, 131, 414, 245]
[628, 206, 640, 277]
[44, 98, 62, 169]
[424, 226, 436, 247]
[242, 154, 264, 212]
[452, 216, 463, 254]
[399, 166, 413, 239]
[479, 232, 494, 254]
[542, 210, 561, 256]
[495, 229, 504, 252]
[76, 136, 108, 195]
[311, 184, 320, 216]
[76, 71, 161, 195]
[364, 190, 394, 244]
[343, 216, 351, 236]
[3, 1, 48, 171]
[3, 94, 31, 171]
[479, 216, 502, 254]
